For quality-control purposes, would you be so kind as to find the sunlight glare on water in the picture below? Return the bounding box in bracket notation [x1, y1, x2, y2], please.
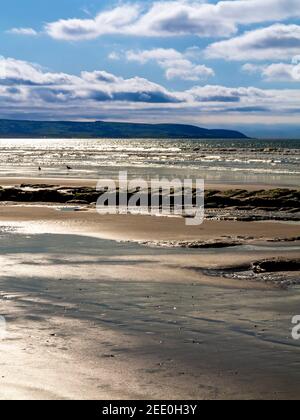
[0, 137, 299, 186]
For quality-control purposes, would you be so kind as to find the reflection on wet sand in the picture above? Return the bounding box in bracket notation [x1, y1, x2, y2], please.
[0, 227, 300, 400]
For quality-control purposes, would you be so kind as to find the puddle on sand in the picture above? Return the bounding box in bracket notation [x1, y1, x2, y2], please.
[255, 220, 300, 226]
[56, 206, 85, 212]
[240, 244, 300, 252]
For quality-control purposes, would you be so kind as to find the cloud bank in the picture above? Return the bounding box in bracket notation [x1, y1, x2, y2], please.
[44, 0, 300, 41]
[1, 55, 300, 124]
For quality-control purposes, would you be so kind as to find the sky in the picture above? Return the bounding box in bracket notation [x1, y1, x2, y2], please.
[1, 0, 300, 137]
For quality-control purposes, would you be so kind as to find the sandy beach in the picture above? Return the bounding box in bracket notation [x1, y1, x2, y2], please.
[0, 226, 300, 400]
[0, 176, 299, 400]
[0, 176, 292, 191]
[0, 204, 299, 242]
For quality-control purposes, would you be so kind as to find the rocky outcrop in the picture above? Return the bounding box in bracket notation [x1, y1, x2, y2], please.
[198, 258, 300, 289]
[0, 185, 100, 204]
[0, 185, 299, 218]
[251, 259, 300, 273]
[204, 188, 300, 210]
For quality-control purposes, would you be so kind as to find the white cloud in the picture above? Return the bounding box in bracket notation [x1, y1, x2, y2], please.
[7, 27, 38, 36]
[165, 62, 214, 81]
[262, 63, 300, 81]
[243, 61, 300, 82]
[44, 0, 300, 41]
[45, 5, 140, 40]
[127, 1, 236, 38]
[0, 56, 181, 105]
[206, 24, 300, 61]
[242, 63, 261, 74]
[126, 48, 214, 81]
[186, 85, 270, 104]
[126, 49, 182, 64]
[108, 52, 121, 61]
[0, 56, 79, 86]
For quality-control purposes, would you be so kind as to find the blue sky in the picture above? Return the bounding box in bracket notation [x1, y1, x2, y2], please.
[1, 0, 300, 136]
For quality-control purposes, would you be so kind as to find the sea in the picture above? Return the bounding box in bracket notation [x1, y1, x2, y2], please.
[0, 138, 299, 187]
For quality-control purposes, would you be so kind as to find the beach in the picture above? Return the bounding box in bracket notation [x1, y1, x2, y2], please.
[0, 171, 299, 400]
[2, 0, 300, 402]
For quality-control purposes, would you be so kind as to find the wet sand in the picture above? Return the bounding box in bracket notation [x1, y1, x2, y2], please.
[0, 176, 292, 191]
[0, 230, 299, 400]
[0, 205, 299, 243]
[0, 178, 299, 400]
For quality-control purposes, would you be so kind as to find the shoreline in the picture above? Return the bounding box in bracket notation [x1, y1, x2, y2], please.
[0, 176, 296, 191]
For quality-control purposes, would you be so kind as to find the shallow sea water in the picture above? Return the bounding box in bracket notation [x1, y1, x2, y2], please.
[0, 137, 299, 186]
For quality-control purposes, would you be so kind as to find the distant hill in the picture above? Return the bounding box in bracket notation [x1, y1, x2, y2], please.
[0, 119, 248, 139]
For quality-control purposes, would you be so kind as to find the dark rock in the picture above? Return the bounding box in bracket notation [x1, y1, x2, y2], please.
[251, 259, 300, 273]
[0, 185, 299, 216]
